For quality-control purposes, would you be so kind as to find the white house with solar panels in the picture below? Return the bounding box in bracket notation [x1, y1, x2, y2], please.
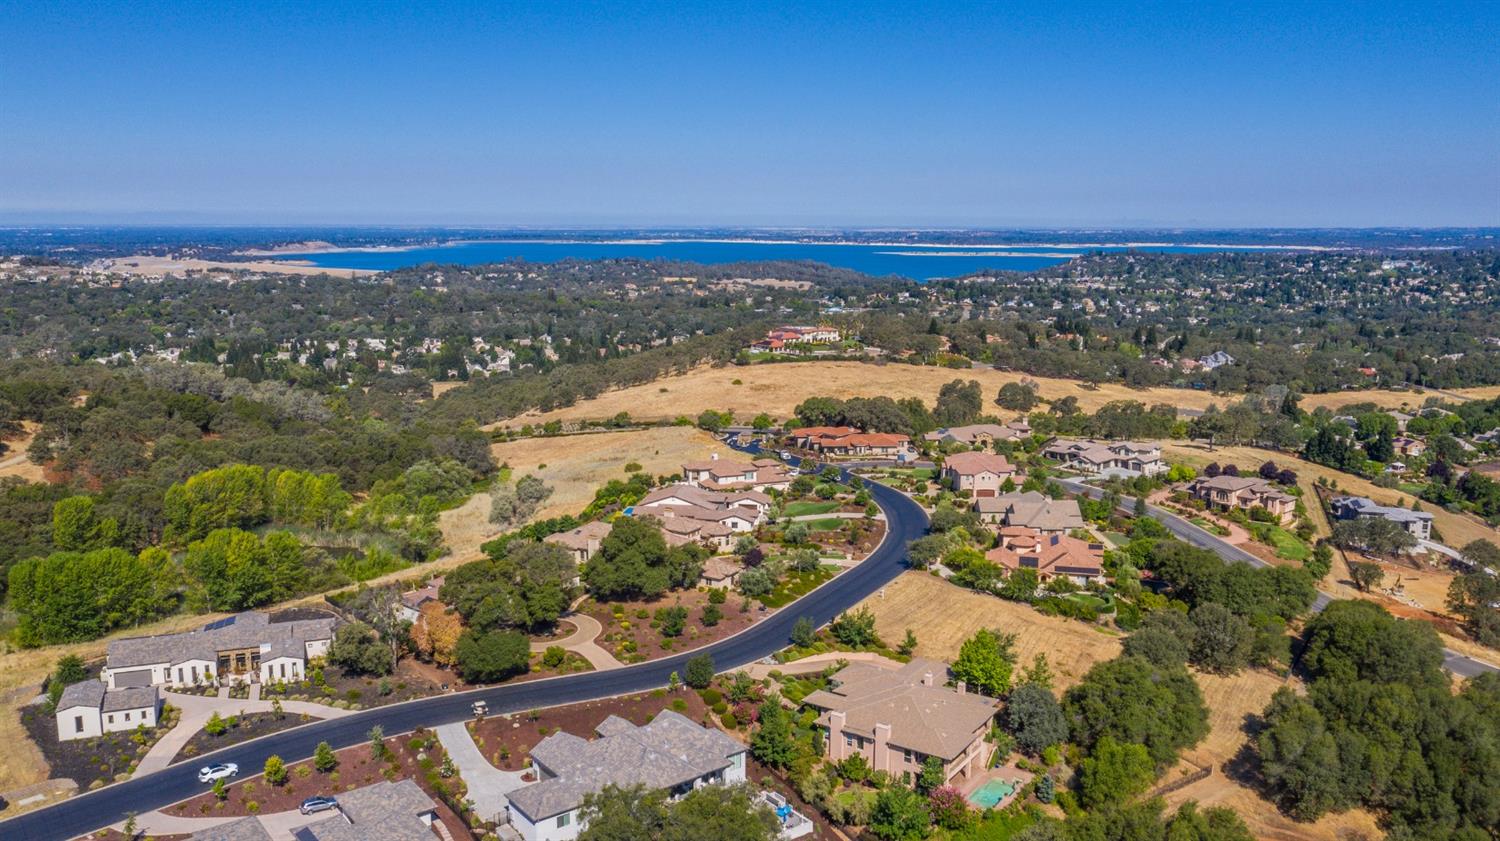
[102, 611, 335, 689]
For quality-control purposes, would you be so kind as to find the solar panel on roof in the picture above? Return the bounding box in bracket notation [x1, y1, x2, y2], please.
[202, 616, 238, 631]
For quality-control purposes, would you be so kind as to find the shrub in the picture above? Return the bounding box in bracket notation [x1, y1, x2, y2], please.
[684, 653, 715, 689]
[542, 646, 567, 668]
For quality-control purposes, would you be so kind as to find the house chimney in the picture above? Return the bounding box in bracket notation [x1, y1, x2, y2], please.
[873, 722, 892, 773]
[710, 452, 718, 461]
[956, 680, 966, 695]
[921, 671, 934, 687]
[828, 711, 846, 760]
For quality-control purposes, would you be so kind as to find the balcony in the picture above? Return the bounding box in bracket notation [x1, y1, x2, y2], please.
[756, 790, 814, 839]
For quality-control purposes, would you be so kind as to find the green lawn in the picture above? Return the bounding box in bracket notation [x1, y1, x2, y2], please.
[783, 500, 840, 518]
[1249, 523, 1311, 561]
[1190, 516, 1232, 537]
[801, 517, 847, 531]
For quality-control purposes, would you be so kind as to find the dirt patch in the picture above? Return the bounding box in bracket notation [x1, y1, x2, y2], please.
[466, 687, 719, 771]
[855, 571, 1121, 691]
[173, 712, 300, 764]
[262, 660, 446, 710]
[166, 730, 476, 839]
[489, 361, 1487, 428]
[0, 421, 44, 483]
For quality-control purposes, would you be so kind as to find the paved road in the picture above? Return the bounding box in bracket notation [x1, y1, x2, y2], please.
[1, 450, 928, 841]
[1059, 478, 1498, 678]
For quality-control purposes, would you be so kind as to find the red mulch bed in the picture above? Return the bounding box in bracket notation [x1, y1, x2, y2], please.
[173, 712, 300, 763]
[583, 588, 760, 664]
[466, 687, 720, 771]
[165, 729, 477, 839]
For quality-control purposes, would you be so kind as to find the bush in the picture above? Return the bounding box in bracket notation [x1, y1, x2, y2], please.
[701, 602, 722, 627]
[684, 653, 715, 689]
[542, 646, 567, 668]
[655, 605, 688, 637]
[454, 629, 530, 683]
[263, 755, 288, 786]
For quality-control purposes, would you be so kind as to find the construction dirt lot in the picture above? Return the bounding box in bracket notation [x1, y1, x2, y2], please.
[492, 360, 1500, 429]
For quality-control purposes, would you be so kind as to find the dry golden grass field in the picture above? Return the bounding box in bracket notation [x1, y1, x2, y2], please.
[0, 421, 44, 483]
[491, 360, 1500, 429]
[854, 571, 1122, 692]
[1161, 670, 1384, 841]
[433, 427, 734, 567]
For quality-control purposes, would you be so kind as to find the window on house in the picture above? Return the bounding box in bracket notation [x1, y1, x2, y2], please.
[107, 715, 114, 725]
[844, 734, 854, 747]
[124, 711, 131, 721]
[903, 749, 913, 763]
[557, 812, 571, 828]
[75, 716, 84, 733]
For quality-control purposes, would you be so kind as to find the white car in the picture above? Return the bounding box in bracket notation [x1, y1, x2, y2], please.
[198, 762, 239, 784]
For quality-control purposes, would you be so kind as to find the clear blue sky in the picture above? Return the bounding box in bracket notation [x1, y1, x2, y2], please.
[2, 1, 1497, 227]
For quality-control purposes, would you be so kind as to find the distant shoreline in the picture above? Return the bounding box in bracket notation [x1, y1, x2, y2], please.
[249, 237, 1334, 257]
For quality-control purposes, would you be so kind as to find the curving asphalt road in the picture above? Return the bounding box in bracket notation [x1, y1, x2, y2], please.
[2, 451, 928, 841]
[1059, 478, 1498, 678]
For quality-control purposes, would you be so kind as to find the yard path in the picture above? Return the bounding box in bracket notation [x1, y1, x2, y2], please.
[434, 722, 528, 824]
[528, 613, 624, 672]
[112, 806, 334, 838]
[1146, 488, 1252, 545]
[786, 511, 879, 522]
[136, 689, 354, 776]
[741, 651, 903, 681]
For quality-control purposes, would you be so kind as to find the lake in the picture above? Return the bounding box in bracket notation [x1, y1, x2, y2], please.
[280, 239, 1271, 280]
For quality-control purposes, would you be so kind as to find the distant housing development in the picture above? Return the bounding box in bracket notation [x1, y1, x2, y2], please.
[104, 611, 335, 689]
[505, 710, 748, 841]
[1329, 495, 1434, 541]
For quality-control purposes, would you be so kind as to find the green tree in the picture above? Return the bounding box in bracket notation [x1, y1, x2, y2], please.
[314, 741, 338, 772]
[582, 516, 701, 600]
[790, 616, 816, 648]
[53, 654, 87, 687]
[1447, 564, 1500, 647]
[951, 627, 1017, 697]
[1080, 736, 1156, 808]
[453, 629, 530, 682]
[750, 694, 795, 769]
[996, 382, 1039, 411]
[1007, 682, 1068, 755]
[328, 622, 395, 676]
[1065, 656, 1209, 767]
[263, 754, 288, 786]
[1164, 801, 1255, 841]
[869, 785, 931, 841]
[1347, 560, 1383, 592]
[662, 783, 779, 841]
[1188, 603, 1253, 674]
[684, 653, 715, 689]
[829, 607, 880, 648]
[51, 496, 118, 551]
[915, 755, 945, 795]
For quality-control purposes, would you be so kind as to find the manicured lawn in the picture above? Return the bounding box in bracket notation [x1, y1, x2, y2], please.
[1249, 523, 1310, 561]
[801, 516, 848, 531]
[1061, 591, 1113, 611]
[1101, 531, 1130, 547]
[783, 500, 840, 517]
[1190, 517, 1232, 537]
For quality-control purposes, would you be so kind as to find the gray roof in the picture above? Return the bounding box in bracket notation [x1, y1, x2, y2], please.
[298, 780, 438, 841]
[974, 491, 1084, 531]
[56, 680, 158, 713]
[508, 710, 745, 821]
[191, 817, 275, 841]
[107, 611, 335, 670]
[802, 658, 998, 760]
[1331, 496, 1434, 524]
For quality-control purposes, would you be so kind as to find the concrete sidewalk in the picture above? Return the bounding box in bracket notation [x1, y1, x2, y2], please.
[529, 613, 623, 671]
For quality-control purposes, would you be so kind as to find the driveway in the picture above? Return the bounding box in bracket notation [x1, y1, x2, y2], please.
[434, 722, 528, 824]
[529, 613, 623, 671]
[136, 689, 355, 776]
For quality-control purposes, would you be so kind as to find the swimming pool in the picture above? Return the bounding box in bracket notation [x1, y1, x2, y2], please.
[967, 778, 1017, 809]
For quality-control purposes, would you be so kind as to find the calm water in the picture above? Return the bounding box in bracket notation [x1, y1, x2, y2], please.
[280, 240, 1262, 280]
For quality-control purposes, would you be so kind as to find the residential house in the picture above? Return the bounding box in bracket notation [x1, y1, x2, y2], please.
[985, 530, 1106, 586]
[636, 484, 769, 530]
[768, 325, 841, 344]
[1042, 440, 1167, 477]
[973, 491, 1084, 534]
[543, 521, 614, 566]
[700, 556, 745, 589]
[104, 611, 335, 689]
[940, 451, 1018, 497]
[1393, 436, 1426, 457]
[803, 658, 997, 789]
[190, 780, 442, 841]
[785, 426, 860, 449]
[1198, 350, 1235, 370]
[1186, 475, 1297, 524]
[655, 514, 735, 551]
[804, 431, 915, 460]
[505, 710, 748, 841]
[398, 576, 446, 624]
[681, 454, 792, 492]
[54, 681, 161, 742]
[1329, 496, 1434, 541]
[1387, 410, 1415, 432]
[924, 420, 1031, 446]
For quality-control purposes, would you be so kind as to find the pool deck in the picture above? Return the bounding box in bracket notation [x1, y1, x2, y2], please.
[960, 760, 1034, 810]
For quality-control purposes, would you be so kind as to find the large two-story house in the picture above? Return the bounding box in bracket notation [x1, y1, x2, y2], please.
[1329, 495, 1434, 542]
[104, 611, 335, 689]
[1042, 439, 1167, 477]
[1187, 475, 1297, 524]
[803, 658, 998, 791]
[681, 454, 793, 492]
[505, 710, 748, 841]
[941, 451, 1018, 497]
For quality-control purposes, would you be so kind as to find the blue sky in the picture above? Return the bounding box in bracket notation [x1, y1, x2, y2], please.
[1, 1, 1497, 226]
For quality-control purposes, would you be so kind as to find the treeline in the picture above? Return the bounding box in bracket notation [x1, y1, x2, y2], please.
[1257, 601, 1499, 839]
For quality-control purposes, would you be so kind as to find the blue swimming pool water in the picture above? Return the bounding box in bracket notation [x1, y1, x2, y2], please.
[967, 778, 1017, 809]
